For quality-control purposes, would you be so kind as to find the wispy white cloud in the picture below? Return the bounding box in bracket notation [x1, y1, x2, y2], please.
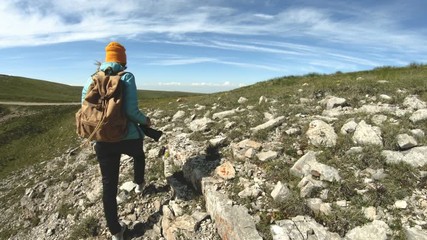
[253, 13, 275, 20]
[190, 81, 232, 87]
[148, 57, 214, 66]
[142, 53, 282, 71]
[158, 82, 182, 86]
[1, 0, 426, 52]
[209, 40, 304, 56]
[215, 60, 282, 71]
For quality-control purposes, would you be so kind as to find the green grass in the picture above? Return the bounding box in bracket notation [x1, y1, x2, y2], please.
[68, 216, 99, 240]
[0, 105, 80, 178]
[0, 74, 82, 102]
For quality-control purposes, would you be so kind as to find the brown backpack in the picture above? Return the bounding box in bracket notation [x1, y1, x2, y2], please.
[76, 69, 128, 142]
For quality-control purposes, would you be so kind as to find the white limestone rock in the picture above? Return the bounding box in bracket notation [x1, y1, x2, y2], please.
[306, 120, 337, 147]
[404, 226, 427, 240]
[212, 109, 237, 120]
[188, 117, 213, 132]
[172, 110, 186, 121]
[271, 215, 341, 240]
[371, 114, 388, 126]
[394, 200, 408, 209]
[379, 94, 392, 101]
[319, 96, 347, 110]
[403, 95, 427, 110]
[250, 116, 285, 133]
[352, 120, 383, 146]
[256, 150, 278, 161]
[209, 135, 227, 147]
[411, 129, 425, 139]
[410, 109, 427, 123]
[119, 181, 137, 192]
[238, 97, 248, 104]
[344, 220, 391, 240]
[363, 206, 377, 220]
[382, 146, 427, 167]
[259, 96, 268, 104]
[341, 120, 358, 135]
[396, 134, 417, 150]
[290, 151, 341, 182]
[271, 181, 292, 203]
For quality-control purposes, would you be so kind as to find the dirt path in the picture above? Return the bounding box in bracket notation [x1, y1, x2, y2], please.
[0, 102, 81, 123]
[0, 101, 80, 106]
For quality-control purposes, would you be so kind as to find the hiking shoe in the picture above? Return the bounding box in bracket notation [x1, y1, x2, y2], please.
[112, 222, 126, 240]
[135, 181, 146, 194]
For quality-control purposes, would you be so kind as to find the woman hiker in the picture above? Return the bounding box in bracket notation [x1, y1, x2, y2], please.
[80, 41, 150, 240]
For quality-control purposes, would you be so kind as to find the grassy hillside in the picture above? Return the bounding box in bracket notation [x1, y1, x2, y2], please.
[0, 74, 82, 102]
[0, 105, 80, 178]
[0, 64, 426, 179]
[218, 64, 427, 107]
[0, 74, 201, 103]
[150, 64, 427, 118]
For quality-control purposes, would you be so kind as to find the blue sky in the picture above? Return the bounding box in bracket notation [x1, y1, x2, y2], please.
[1, 0, 426, 93]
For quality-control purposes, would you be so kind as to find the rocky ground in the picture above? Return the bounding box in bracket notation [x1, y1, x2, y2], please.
[1, 77, 427, 239]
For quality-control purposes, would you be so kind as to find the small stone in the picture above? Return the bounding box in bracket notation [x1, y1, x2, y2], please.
[363, 206, 377, 220]
[410, 109, 427, 123]
[336, 200, 348, 207]
[119, 181, 137, 192]
[172, 110, 186, 121]
[209, 136, 227, 147]
[170, 201, 184, 216]
[320, 189, 329, 200]
[319, 203, 332, 215]
[271, 181, 291, 203]
[306, 120, 338, 147]
[244, 148, 256, 158]
[238, 97, 248, 104]
[256, 151, 278, 161]
[259, 96, 268, 104]
[379, 94, 392, 101]
[340, 120, 357, 135]
[238, 184, 262, 198]
[127, 213, 137, 222]
[411, 129, 425, 139]
[46, 228, 54, 236]
[352, 120, 383, 146]
[371, 114, 388, 126]
[215, 161, 236, 180]
[285, 127, 301, 135]
[397, 134, 418, 150]
[394, 200, 407, 209]
[404, 226, 427, 240]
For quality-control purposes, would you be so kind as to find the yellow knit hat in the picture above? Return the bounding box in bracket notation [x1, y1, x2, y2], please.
[105, 42, 127, 64]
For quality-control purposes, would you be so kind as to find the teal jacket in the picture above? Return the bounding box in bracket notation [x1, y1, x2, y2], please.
[81, 62, 148, 140]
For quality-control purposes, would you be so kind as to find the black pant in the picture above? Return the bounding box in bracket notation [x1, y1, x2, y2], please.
[95, 139, 145, 235]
